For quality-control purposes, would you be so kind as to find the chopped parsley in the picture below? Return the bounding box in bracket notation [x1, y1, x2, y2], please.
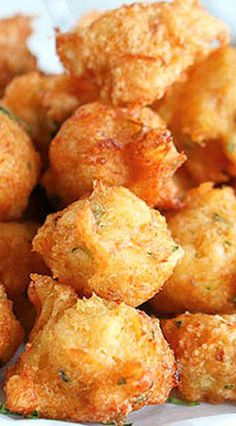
[58, 368, 71, 383]
[167, 396, 200, 406]
[0, 105, 31, 135]
[212, 213, 226, 223]
[117, 377, 127, 385]
[172, 245, 179, 253]
[227, 143, 236, 153]
[0, 404, 39, 419]
[224, 384, 234, 390]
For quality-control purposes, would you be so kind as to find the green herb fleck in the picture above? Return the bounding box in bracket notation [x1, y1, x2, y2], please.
[212, 213, 226, 223]
[0, 404, 39, 419]
[58, 368, 70, 383]
[206, 286, 211, 291]
[151, 330, 155, 339]
[167, 396, 200, 406]
[224, 384, 234, 390]
[0, 105, 31, 135]
[232, 295, 236, 304]
[174, 320, 182, 328]
[225, 240, 232, 246]
[147, 250, 153, 256]
[227, 143, 236, 153]
[117, 377, 127, 385]
[172, 245, 179, 252]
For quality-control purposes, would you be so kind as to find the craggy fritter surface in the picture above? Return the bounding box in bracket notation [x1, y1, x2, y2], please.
[157, 47, 236, 184]
[56, 0, 229, 107]
[150, 183, 236, 315]
[0, 222, 48, 300]
[0, 15, 36, 97]
[33, 184, 183, 307]
[0, 107, 40, 220]
[5, 275, 176, 423]
[162, 313, 236, 403]
[3, 72, 98, 164]
[0, 284, 24, 365]
[42, 102, 185, 209]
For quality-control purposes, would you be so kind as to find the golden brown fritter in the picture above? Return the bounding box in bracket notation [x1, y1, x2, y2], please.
[56, 0, 229, 107]
[3, 72, 98, 164]
[0, 107, 40, 220]
[157, 47, 236, 184]
[150, 183, 236, 315]
[42, 102, 185, 209]
[162, 313, 236, 403]
[33, 184, 183, 307]
[5, 275, 176, 423]
[0, 284, 24, 365]
[0, 15, 36, 97]
[0, 222, 48, 300]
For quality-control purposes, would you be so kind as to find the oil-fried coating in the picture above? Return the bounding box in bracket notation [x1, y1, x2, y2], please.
[33, 184, 183, 307]
[0, 222, 48, 300]
[42, 102, 185, 209]
[0, 284, 24, 365]
[150, 183, 236, 315]
[5, 275, 176, 423]
[0, 15, 36, 97]
[0, 107, 40, 220]
[162, 313, 236, 403]
[157, 47, 236, 184]
[56, 0, 229, 107]
[3, 72, 98, 163]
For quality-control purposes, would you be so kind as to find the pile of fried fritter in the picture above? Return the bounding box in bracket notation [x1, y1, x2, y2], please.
[0, 1, 236, 425]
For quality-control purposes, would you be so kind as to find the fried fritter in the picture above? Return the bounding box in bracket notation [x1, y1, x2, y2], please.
[157, 47, 236, 184]
[42, 102, 185, 209]
[0, 222, 48, 300]
[56, 0, 228, 107]
[5, 275, 176, 423]
[0, 15, 36, 97]
[0, 284, 24, 365]
[33, 184, 183, 307]
[0, 107, 40, 220]
[3, 72, 98, 164]
[150, 183, 236, 315]
[162, 313, 236, 403]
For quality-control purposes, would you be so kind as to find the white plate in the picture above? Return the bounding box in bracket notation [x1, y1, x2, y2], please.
[0, 1, 236, 425]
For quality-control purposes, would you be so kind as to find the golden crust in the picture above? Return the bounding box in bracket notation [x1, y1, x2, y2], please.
[5, 275, 176, 423]
[150, 182, 236, 315]
[0, 222, 48, 300]
[3, 72, 98, 164]
[0, 15, 36, 96]
[56, 1, 229, 107]
[157, 47, 236, 184]
[0, 108, 40, 220]
[42, 102, 185, 209]
[33, 183, 183, 307]
[0, 284, 24, 365]
[162, 313, 236, 403]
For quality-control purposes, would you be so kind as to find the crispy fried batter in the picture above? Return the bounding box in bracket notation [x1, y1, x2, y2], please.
[0, 284, 24, 365]
[42, 102, 185, 209]
[5, 275, 176, 423]
[150, 183, 236, 315]
[0, 222, 48, 300]
[33, 184, 183, 307]
[0, 15, 36, 96]
[0, 107, 40, 220]
[3, 72, 98, 164]
[157, 47, 236, 184]
[162, 313, 236, 403]
[56, 1, 229, 107]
